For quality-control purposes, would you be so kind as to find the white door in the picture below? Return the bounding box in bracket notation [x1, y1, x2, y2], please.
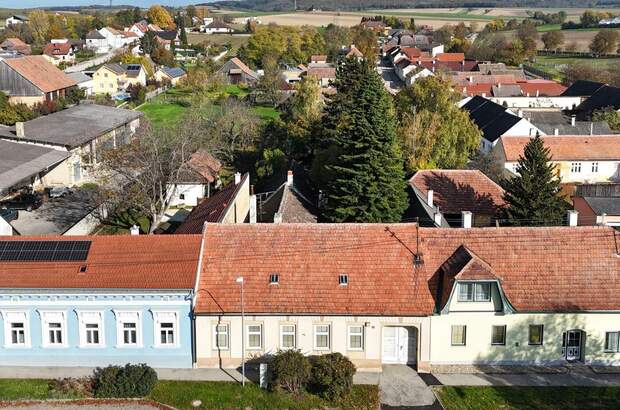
[382, 327, 416, 364]
[565, 330, 582, 361]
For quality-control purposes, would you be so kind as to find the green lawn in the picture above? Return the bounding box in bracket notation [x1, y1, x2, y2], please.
[437, 386, 620, 410]
[0, 379, 80, 400]
[529, 55, 620, 79]
[149, 381, 378, 410]
[138, 101, 187, 127]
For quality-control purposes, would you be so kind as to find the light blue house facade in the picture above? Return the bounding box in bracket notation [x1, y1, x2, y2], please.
[0, 235, 203, 369]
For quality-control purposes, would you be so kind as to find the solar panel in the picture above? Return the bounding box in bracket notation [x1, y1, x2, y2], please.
[0, 241, 91, 262]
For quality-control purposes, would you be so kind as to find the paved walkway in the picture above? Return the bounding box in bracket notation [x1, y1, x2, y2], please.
[379, 365, 437, 408]
[434, 369, 620, 387]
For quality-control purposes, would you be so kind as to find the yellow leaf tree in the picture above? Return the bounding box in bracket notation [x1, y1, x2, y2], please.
[147, 5, 175, 30]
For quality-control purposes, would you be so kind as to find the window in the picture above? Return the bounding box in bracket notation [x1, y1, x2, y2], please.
[247, 324, 262, 350]
[280, 325, 296, 349]
[78, 311, 104, 347]
[528, 325, 544, 345]
[457, 283, 491, 302]
[348, 325, 364, 351]
[605, 332, 619, 352]
[314, 324, 331, 350]
[591, 162, 599, 173]
[451, 325, 466, 346]
[115, 311, 141, 347]
[154, 312, 177, 347]
[40, 311, 66, 348]
[269, 274, 279, 285]
[213, 324, 229, 350]
[2, 311, 29, 347]
[339, 274, 348, 286]
[491, 325, 506, 345]
[571, 162, 582, 173]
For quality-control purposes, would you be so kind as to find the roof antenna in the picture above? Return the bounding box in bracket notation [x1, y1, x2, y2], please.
[414, 218, 422, 267]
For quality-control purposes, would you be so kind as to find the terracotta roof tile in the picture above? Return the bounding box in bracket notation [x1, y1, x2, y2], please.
[0, 235, 202, 289]
[43, 42, 72, 56]
[3, 56, 76, 92]
[500, 135, 620, 162]
[435, 52, 465, 62]
[410, 170, 505, 215]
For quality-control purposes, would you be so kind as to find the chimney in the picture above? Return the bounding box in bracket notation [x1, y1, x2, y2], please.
[234, 172, 241, 185]
[554, 128, 559, 136]
[273, 212, 282, 224]
[286, 170, 293, 186]
[567, 210, 578, 227]
[590, 122, 594, 136]
[536, 89, 539, 97]
[600, 213, 608, 226]
[461, 211, 472, 229]
[468, 76, 473, 82]
[433, 211, 442, 226]
[130, 225, 140, 235]
[571, 115, 576, 127]
[517, 109, 523, 118]
[15, 122, 24, 138]
[427, 189, 434, 207]
[497, 82, 501, 89]
[249, 194, 257, 224]
[482, 92, 486, 98]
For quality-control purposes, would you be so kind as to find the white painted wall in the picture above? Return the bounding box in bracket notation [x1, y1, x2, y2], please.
[490, 96, 582, 110]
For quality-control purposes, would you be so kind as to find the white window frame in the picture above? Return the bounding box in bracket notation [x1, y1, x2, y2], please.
[314, 324, 331, 351]
[457, 282, 491, 302]
[571, 162, 582, 173]
[77, 311, 105, 348]
[246, 324, 263, 350]
[528, 324, 544, 346]
[280, 324, 296, 350]
[451, 325, 467, 346]
[40, 311, 67, 348]
[592, 162, 599, 173]
[491, 325, 506, 346]
[605, 331, 620, 353]
[212, 323, 229, 350]
[114, 310, 142, 348]
[1, 311, 30, 348]
[153, 311, 179, 348]
[347, 325, 364, 351]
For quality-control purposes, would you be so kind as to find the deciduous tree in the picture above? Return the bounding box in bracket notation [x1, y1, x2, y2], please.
[28, 10, 49, 44]
[147, 5, 175, 29]
[541, 30, 564, 50]
[590, 30, 620, 54]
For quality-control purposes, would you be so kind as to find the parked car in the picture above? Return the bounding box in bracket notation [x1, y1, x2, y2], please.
[0, 207, 17, 222]
[0, 193, 42, 212]
[49, 186, 72, 198]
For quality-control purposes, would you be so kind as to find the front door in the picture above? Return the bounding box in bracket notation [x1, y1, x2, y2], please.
[563, 330, 582, 361]
[382, 327, 417, 365]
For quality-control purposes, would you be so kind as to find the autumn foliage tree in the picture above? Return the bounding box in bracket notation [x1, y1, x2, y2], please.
[147, 5, 175, 29]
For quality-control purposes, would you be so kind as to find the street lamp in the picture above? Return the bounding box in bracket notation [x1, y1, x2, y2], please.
[236, 276, 245, 386]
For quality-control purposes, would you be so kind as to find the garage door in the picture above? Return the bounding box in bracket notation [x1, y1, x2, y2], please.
[382, 326, 417, 365]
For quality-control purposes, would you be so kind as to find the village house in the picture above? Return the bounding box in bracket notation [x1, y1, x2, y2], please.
[493, 135, 620, 183]
[99, 27, 139, 50]
[202, 20, 233, 34]
[154, 30, 180, 50]
[4, 15, 28, 26]
[520, 109, 615, 136]
[575, 84, 620, 119]
[193, 223, 620, 372]
[256, 169, 319, 223]
[407, 170, 505, 228]
[92, 63, 147, 95]
[42, 40, 77, 66]
[0, 38, 31, 56]
[168, 150, 222, 208]
[0, 235, 201, 368]
[67, 72, 94, 96]
[125, 22, 148, 38]
[85, 30, 109, 54]
[0, 56, 76, 106]
[217, 58, 260, 85]
[155, 66, 187, 86]
[0, 104, 143, 187]
[572, 183, 620, 227]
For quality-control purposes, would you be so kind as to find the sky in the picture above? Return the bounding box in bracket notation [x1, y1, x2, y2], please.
[0, 0, 213, 8]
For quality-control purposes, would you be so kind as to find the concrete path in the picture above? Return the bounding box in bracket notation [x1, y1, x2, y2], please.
[379, 365, 437, 408]
[434, 370, 620, 387]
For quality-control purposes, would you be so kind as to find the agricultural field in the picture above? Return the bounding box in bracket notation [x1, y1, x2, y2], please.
[529, 54, 620, 78]
[505, 28, 620, 52]
[187, 33, 250, 51]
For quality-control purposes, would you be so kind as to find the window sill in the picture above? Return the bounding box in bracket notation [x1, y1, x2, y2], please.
[115, 344, 143, 349]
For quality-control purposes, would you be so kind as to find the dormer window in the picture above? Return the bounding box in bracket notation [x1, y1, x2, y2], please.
[338, 274, 348, 286]
[457, 282, 491, 302]
[269, 274, 279, 285]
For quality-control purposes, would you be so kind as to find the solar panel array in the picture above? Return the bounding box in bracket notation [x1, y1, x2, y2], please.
[0, 241, 92, 262]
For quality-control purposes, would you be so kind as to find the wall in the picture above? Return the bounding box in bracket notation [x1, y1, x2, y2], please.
[8, 95, 45, 106]
[430, 312, 620, 366]
[504, 160, 620, 184]
[93, 67, 120, 95]
[169, 184, 206, 207]
[220, 176, 250, 224]
[0, 291, 193, 368]
[195, 315, 431, 372]
[489, 96, 581, 110]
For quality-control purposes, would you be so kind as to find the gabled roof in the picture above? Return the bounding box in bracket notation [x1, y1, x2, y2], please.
[499, 135, 620, 162]
[462, 96, 523, 143]
[2, 56, 76, 93]
[0, 235, 202, 289]
[178, 149, 222, 184]
[206, 20, 231, 29]
[2, 37, 28, 48]
[194, 224, 620, 315]
[435, 52, 464, 62]
[581, 197, 620, 216]
[346, 45, 364, 58]
[43, 42, 72, 56]
[86, 30, 106, 40]
[175, 173, 249, 234]
[161, 66, 187, 79]
[561, 80, 607, 97]
[155, 30, 178, 41]
[522, 110, 615, 135]
[576, 85, 620, 114]
[409, 169, 505, 215]
[218, 57, 259, 80]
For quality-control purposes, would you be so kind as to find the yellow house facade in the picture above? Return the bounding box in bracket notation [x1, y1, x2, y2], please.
[93, 63, 147, 95]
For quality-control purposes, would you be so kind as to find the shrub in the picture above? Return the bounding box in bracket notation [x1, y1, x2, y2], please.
[93, 363, 157, 398]
[48, 377, 94, 398]
[309, 353, 356, 401]
[269, 349, 311, 394]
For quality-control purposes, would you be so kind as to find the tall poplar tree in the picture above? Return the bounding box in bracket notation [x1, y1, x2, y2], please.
[317, 58, 408, 223]
[501, 134, 568, 226]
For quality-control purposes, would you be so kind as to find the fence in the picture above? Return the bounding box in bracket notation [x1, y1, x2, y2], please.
[145, 86, 169, 101]
[536, 50, 620, 59]
[522, 64, 555, 80]
[64, 51, 115, 73]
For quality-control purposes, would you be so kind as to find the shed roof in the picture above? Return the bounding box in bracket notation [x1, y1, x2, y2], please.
[2, 56, 76, 93]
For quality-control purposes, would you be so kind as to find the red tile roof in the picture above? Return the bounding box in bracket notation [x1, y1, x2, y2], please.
[3, 56, 76, 92]
[517, 81, 567, 97]
[435, 52, 465, 62]
[409, 170, 505, 215]
[400, 47, 423, 59]
[500, 135, 620, 162]
[311, 54, 327, 61]
[43, 42, 72, 56]
[194, 224, 620, 315]
[0, 235, 202, 289]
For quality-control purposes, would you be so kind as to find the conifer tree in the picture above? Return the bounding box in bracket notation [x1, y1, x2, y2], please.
[317, 58, 408, 222]
[501, 134, 568, 226]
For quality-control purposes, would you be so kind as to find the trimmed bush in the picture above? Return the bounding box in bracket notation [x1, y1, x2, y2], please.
[93, 363, 157, 398]
[269, 349, 311, 394]
[310, 353, 356, 401]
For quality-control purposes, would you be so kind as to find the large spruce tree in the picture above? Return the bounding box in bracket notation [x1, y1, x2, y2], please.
[501, 134, 568, 226]
[318, 58, 408, 222]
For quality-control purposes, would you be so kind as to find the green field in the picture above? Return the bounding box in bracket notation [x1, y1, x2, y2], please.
[530, 54, 620, 78]
[0, 379, 80, 400]
[437, 386, 620, 410]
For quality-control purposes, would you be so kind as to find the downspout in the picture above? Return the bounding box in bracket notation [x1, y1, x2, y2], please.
[190, 222, 208, 368]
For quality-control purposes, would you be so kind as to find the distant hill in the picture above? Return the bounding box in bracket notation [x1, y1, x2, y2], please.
[207, 0, 620, 12]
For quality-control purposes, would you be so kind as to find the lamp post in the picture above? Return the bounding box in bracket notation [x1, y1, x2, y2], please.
[236, 276, 245, 386]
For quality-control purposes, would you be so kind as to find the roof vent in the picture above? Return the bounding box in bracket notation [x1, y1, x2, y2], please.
[269, 273, 279, 285]
[338, 274, 348, 286]
[78, 265, 87, 273]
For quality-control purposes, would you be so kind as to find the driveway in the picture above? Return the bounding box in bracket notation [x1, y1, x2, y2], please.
[379, 365, 438, 409]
